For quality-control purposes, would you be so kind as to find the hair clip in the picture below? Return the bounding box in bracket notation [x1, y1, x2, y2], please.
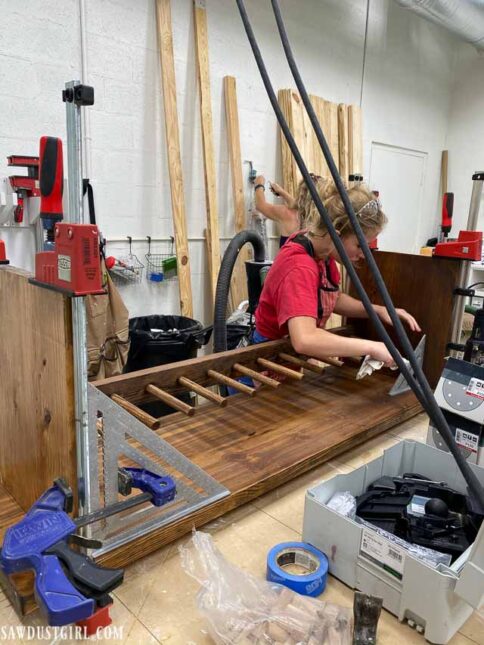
[356, 199, 381, 217]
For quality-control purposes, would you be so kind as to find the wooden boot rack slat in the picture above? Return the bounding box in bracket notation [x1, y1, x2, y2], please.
[105, 340, 348, 428]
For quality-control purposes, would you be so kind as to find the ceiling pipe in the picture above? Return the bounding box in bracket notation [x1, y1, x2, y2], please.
[394, 0, 484, 50]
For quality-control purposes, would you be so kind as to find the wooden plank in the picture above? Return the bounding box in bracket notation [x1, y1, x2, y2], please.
[348, 104, 363, 176]
[193, 0, 221, 303]
[325, 101, 339, 172]
[338, 103, 349, 181]
[278, 89, 297, 195]
[309, 95, 327, 177]
[156, 0, 193, 317]
[223, 76, 249, 311]
[0, 267, 76, 512]
[0, 482, 24, 542]
[289, 90, 306, 188]
[441, 149, 448, 200]
[97, 367, 420, 568]
[94, 338, 293, 402]
[348, 251, 463, 387]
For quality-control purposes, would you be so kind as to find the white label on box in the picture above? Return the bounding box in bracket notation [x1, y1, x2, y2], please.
[58, 254, 71, 282]
[455, 428, 479, 453]
[359, 528, 406, 580]
[466, 377, 484, 400]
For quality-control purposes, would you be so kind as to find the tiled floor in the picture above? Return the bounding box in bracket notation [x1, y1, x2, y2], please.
[1, 413, 483, 644]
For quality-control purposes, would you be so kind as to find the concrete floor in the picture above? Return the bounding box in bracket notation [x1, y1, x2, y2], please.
[0, 413, 482, 644]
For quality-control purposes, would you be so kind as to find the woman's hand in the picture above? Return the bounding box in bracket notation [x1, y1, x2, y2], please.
[368, 341, 396, 367]
[374, 305, 421, 333]
[254, 175, 266, 186]
[269, 181, 282, 196]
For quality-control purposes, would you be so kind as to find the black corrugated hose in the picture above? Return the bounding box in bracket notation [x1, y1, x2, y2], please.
[235, 0, 484, 508]
[213, 230, 265, 353]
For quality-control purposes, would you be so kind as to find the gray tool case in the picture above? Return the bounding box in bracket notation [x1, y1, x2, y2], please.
[302, 440, 484, 644]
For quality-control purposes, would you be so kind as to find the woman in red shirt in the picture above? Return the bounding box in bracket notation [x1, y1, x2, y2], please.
[254, 180, 420, 367]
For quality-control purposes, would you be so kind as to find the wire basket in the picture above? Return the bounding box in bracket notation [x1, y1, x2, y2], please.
[108, 237, 144, 284]
[145, 236, 178, 283]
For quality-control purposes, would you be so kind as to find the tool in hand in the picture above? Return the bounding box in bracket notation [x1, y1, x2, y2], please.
[389, 335, 426, 396]
[0, 468, 176, 628]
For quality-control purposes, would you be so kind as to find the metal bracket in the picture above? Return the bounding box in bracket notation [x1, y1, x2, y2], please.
[389, 335, 426, 396]
[87, 385, 229, 556]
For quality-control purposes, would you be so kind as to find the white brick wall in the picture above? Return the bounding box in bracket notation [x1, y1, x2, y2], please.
[0, 0, 461, 324]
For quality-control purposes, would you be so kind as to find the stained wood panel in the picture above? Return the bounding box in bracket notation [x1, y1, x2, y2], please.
[97, 366, 420, 568]
[156, 0, 193, 317]
[348, 251, 463, 388]
[0, 267, 76, 511]
[0, 483, 23, 542]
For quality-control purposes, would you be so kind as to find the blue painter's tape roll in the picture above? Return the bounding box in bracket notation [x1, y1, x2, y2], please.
[266, 541, 328, 597]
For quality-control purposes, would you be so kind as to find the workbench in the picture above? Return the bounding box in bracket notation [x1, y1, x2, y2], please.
[0, 251, 463, 569]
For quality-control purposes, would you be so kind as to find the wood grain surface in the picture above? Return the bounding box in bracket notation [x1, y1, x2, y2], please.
[156, 0, 193, 317]
[224, 76, 249, 311]
[193, 0, 221, 302]
[348, 251, 462, 388]
[98, 366, 420, 568]
[0, 267, 77, 511]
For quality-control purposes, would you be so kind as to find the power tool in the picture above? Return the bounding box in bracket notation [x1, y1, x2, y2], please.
[29, 135, 104, 296]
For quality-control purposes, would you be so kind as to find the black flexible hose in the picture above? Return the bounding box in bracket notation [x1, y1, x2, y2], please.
[214, 230, 265, 353]
[235, 0, 484, 507]
[269, 0, 484, 506]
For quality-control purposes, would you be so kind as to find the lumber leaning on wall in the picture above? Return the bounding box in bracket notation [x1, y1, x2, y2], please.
[156, 0, 193, 317]
[337, 103, 349, 181]
[348, 104, 363, 177]
[193, 0, 221, 304]
[224, 76, 249, 311]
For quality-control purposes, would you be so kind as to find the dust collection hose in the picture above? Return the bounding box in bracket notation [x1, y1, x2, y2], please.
[213, 229, 265, 353]
[235, 0, 484, 507]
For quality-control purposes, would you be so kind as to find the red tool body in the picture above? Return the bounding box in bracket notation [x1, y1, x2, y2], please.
[30, 136, 104, 296]
[7, 155, 40, 223]
[434, 230, 483, 260]
[0, 239, 8, 264]
[32, 223, 104, 296]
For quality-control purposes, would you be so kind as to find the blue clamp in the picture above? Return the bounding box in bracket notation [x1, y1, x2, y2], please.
[1, 469, 177, 626]
[120, 467, 176, 507]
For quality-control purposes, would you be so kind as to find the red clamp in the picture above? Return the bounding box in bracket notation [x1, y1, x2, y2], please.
[76, 604, 112, 638]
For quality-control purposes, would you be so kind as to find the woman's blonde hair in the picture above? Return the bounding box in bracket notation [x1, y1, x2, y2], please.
[299, 177, 387, 236]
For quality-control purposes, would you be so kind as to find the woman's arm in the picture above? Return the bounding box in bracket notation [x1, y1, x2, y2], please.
[287, 316, 395, 365]
[269, 181, 296, 208]
[334, 293, 421, 332]
[254, 175, 287, 222]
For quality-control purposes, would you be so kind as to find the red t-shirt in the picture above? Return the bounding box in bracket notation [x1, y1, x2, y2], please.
[255, 234, 340, 339]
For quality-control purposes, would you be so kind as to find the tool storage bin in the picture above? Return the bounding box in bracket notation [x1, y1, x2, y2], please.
[302, 440, 484, 644]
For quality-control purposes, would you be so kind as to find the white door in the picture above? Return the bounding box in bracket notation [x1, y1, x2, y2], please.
[369, 142, 427, 254]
